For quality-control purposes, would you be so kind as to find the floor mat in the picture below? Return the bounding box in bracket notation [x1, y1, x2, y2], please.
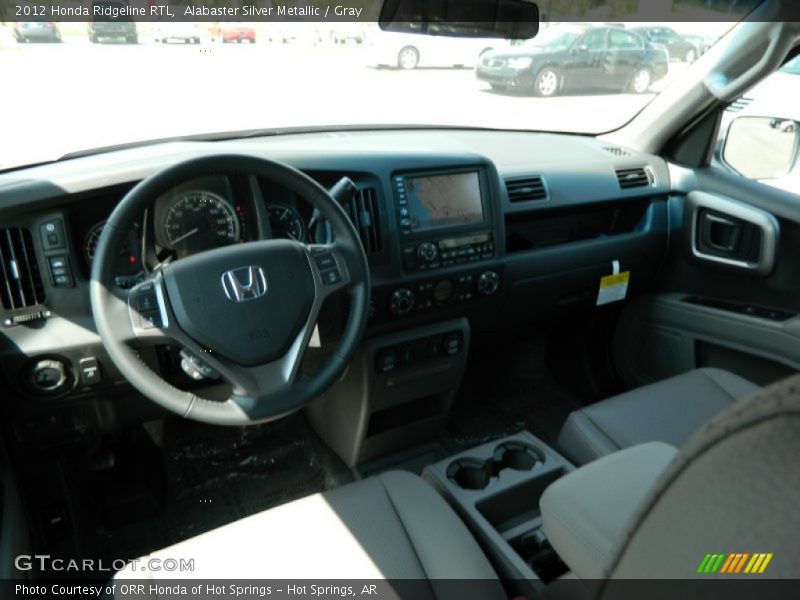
[442, 376, 585, 453]
[87, 414, 354, 562]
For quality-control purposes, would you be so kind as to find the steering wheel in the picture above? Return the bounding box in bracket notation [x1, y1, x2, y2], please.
[90, 155, 370, 425]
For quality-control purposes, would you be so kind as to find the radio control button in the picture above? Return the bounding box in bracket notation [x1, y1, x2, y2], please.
[417, 242, 438, 262]
[477, 271, 501, 296]
[390, 288, 415, 316]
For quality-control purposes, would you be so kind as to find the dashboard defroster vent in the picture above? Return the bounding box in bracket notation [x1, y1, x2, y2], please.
[726, 96, 754, 113]
[0, 228, 46, 311]
[615, 166, 656, 190]
[602, 145, 631, 157]
[346, 187, 382, 254]
[505, 176, 548, 203]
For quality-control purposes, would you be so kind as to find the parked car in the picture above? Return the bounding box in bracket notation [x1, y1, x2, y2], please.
[369, 30, 498, 69]
[316, 24, 367, 45]
[154, 23, 202, 45]
[629, 26, 702, 62]
[88, 21, 138, 44]
[87, 1, 137, 44]
[683, 34, 715, 56]
[476, 26, 668, 96]
[220, 24, 256, 44]
[13, 22, 61, 43]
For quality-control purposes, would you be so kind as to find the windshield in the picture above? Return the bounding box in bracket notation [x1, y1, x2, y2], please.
[780, 55, 800, 75]
[518, 28, 582, 49]
[1, 15, 746, 171]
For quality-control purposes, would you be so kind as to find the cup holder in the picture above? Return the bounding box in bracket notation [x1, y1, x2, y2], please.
[493, 441, 544, 472]
[447, 442, 545, 490]
[447, 458, 495, 490]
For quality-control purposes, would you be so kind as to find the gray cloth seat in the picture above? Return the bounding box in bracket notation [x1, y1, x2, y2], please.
[115, 470, 505, 600]
[557, 368, 758, 465]
[541, 372, 800, 592]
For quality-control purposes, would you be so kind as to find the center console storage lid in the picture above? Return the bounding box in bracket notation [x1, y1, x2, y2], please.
[540, 441, 677, 580]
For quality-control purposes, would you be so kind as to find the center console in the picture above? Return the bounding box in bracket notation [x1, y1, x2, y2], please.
[371, 165, 503, 322]
[423, 432, 574, 597]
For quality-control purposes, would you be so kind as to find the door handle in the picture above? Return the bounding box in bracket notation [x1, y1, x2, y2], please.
[700, 212, 742, 253]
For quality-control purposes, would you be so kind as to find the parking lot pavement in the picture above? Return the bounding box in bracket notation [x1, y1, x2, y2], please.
[1, 39, 685, 169]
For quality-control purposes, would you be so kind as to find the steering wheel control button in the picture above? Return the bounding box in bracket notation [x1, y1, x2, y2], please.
[40, 219, 66, 251]
[179, 350, 220, 381]
[313, 252, 336, 271]
[321, 268, 342, 286]
[139, 312, 162, 329]
[135, 294, 157, 312]
[78, 357, 101, 385]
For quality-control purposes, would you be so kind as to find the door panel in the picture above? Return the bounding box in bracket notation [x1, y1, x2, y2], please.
[613, 167, 800, 388]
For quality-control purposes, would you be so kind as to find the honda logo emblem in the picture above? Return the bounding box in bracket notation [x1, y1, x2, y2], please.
[221, 266, 268, 303]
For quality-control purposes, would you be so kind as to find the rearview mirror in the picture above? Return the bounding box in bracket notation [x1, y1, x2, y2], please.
[379, 0, 539, 40]
[723, 117, 800, 180]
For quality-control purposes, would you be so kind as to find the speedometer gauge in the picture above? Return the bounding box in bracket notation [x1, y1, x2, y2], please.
[267, 205, 306, 241]
[163, 191, 241, 257]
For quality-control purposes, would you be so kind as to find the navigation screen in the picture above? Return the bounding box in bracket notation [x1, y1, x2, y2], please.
[405, 172, 483, 231]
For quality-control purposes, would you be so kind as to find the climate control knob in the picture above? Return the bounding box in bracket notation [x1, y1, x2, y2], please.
[28, 359, 69, 393]
[417, 242, 438, 263]
[390, 288, 416, 316]
[477, 270, 501, 296]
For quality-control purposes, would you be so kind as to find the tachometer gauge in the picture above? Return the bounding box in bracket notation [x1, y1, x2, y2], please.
[267, 205, 306, 241]
[163, 191, 241, 257]
[84, 220, 141, 268]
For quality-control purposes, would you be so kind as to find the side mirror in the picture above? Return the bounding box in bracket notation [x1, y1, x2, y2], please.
[723, 116, 800, 180]
[572, 44, 588, 53]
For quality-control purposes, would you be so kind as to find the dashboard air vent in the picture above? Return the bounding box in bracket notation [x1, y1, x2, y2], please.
[505, 176, 548, 203]
[0, 228, 46, 311]
[615, 166, 655, 190]
[346, 187, 382, 254]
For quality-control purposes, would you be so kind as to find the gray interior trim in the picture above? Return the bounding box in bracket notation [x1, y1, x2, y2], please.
[687, 191, 779, 275]
[613, 293, 800, 390]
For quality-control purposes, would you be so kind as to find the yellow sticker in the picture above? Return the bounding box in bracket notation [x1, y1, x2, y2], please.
[597, 271, 630, 305]
[599, 272, 630, 288]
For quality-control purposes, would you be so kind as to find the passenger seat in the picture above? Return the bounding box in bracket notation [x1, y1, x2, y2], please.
[558, 368, 758, 465]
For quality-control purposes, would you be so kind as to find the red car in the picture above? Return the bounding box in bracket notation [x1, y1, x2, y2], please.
[221, 25, 256, 44]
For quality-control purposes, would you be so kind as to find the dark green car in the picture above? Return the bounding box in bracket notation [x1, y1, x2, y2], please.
[476, 26, 669, 96]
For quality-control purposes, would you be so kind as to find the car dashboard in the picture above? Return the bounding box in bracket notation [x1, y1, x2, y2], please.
[0, 129, 670, 448]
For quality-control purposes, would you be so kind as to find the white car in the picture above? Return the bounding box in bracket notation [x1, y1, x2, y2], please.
[316, 24, 367, 45]
[153, 23, 203, 45]
[369, 31, 500, 69]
